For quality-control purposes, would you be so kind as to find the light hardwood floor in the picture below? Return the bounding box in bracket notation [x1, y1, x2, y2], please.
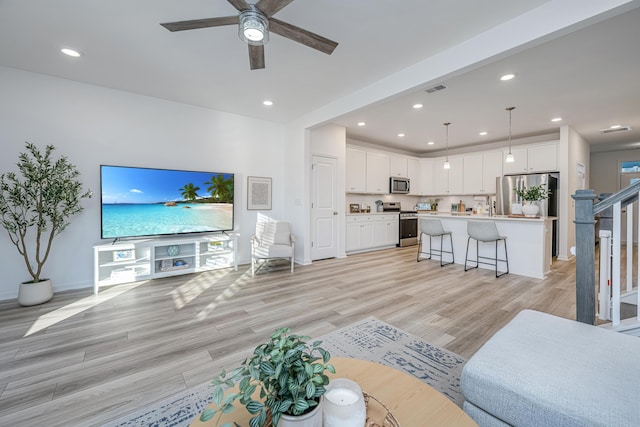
[0, 246, 577, 426]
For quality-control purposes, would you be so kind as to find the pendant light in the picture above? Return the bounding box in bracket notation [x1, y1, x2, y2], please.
[505, 107, 515, 163]
[443, 122, 451, 169]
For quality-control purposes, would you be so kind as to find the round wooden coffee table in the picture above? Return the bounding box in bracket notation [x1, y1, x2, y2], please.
[190, 357, 477, 426]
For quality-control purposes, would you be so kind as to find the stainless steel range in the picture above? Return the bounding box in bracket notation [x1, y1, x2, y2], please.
[383, 202, 418, 247]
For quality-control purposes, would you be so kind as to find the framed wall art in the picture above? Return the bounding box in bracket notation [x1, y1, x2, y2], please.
[247, 176, 272, 210]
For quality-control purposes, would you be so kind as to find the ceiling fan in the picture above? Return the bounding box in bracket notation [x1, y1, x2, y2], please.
[160, 0, 339, 70]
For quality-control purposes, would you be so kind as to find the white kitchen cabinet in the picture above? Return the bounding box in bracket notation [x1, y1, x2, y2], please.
[346, 147, 366, 192]
[419, 158, 434, 195]
[482, 150, 503, 194]
[346, 214, 398, 253]
[407, 158, 420, 195]
[374, 214, 399, 247]
[434, 156, 463, 195]
[366, 151, 390, 194]
[390, 155, 408, 177]
[503, 143, 558, 175]
[463, 154, 483, 194]
[464, 150, 502, 194]
[528, 144, 558, 172]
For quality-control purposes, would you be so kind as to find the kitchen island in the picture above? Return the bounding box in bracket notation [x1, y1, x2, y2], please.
[417, 213, 556, 279]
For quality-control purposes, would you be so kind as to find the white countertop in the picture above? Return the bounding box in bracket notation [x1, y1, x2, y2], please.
[417, 212, 557, 222]
[347, 211, 399, 216]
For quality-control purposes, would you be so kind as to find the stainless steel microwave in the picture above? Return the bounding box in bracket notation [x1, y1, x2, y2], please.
[390, 177, 410, 194]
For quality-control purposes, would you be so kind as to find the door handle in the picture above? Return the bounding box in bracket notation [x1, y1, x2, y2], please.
[333, 212, 338, 215]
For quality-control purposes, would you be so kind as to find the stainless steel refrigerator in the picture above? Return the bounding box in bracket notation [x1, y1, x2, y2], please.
[496, 173, 559, 256]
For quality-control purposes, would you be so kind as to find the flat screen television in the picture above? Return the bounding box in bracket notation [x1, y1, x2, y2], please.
[100, 165, 234, 240]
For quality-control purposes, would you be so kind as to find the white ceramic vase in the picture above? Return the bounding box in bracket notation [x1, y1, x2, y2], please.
[277, 400, 323, 427]
[18, 279, 53, 306]
[522, 202, 540, 217]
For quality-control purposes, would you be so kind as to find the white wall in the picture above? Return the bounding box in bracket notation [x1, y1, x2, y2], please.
[557, 126, 590, 260]
[591, 147, 640, 195]
[0, 66, 285, 300]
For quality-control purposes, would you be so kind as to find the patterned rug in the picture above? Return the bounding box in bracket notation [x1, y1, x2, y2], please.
[105, 317, 466, 427]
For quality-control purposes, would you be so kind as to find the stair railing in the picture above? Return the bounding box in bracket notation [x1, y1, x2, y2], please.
[573, 180, 640, 325]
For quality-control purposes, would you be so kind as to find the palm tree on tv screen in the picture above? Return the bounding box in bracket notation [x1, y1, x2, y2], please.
[205, 175, 233, 203]
[180, 183, 200, 201]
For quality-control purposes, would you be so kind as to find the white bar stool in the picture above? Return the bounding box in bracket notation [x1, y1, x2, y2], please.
[464, 220, 509, 277]
[417, 219, 454, 266]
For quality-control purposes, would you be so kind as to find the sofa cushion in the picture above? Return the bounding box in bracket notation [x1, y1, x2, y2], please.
[461, 309, 640, 427]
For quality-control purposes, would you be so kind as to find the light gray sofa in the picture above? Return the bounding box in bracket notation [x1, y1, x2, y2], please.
[461, 309, 640, 426]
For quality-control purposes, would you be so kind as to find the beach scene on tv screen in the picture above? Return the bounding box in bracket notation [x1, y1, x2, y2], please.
[101, 166, 234, 238]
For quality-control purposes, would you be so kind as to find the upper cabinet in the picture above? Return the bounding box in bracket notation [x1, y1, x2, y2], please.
[433, 156, 463, 195]
[418, 158, 434, 196]
[463, 150, 502, 194]
[407, 158, 420, 195]
[389, 155, 408, 177]
[346, 147, 366, 193]
[365, 151, 390, 194]
[503, 143, 558, 175]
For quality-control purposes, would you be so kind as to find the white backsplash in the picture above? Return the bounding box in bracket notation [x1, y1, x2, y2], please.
[346, 194, 496, 213]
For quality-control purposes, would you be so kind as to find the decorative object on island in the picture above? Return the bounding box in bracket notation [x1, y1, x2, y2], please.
[200, 327, 335, 427]
[323, 378, 367, 427]
[505, 106, 516, 163]
[0, 143, 92, 306]
[515, 184, 550, 217]
[167, 245, 180, 256]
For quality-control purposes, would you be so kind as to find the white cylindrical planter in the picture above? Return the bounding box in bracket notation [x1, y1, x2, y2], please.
[277, 400, 323, 427]
[18, 279, 53, 306]
[522, 203, 540, 217]
[323, 378, 366, 427]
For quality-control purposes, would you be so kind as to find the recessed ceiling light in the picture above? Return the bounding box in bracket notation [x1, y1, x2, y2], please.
[262, 100, 273, 106]
[479, 131, 488, 136]
[610, 124, 621, 129]
[398, 133, 405, 137]
[412, 104, 423, 109]
[427, 141, 434, 145]
[500, 74, 515, 81]
[551, 117, 562, 122]
[61, 48, 81, 57]
[357, 122, 366, 126]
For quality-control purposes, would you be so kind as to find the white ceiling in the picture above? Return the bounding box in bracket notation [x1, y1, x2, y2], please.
[0, 1, 639, 154]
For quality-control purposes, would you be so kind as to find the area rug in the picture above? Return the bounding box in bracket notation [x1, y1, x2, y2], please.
[105, 317, 466, 427]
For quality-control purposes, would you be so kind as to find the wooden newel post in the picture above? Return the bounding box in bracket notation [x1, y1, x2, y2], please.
[572, 190, 598, 324]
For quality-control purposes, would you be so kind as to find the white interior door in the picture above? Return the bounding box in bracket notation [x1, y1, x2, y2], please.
[311, 155, 338, 260]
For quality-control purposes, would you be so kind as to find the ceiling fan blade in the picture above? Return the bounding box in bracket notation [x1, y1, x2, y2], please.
[249, 45, 265, 70]
[160, 16, 238, 32]
[227, 0, 251, 12]
[269, 18, 338, 55]
[255, 0, 295, 17]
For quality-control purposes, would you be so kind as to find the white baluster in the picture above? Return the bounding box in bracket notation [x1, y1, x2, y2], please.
[627, 203, 633, 292]
[598, 230, 611, 321]
[613, 201, 621, 327]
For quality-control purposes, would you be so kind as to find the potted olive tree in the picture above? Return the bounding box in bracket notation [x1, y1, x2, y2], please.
[515, 184, 550, 217]
[0, 143, 92, 305]
[200, 327, 334, 427]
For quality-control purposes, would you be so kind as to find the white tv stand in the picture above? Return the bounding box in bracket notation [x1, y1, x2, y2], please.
[93, 234, 238, 294]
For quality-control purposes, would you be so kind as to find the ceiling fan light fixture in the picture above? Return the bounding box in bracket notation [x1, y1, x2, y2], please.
[239, 9, 269, 46]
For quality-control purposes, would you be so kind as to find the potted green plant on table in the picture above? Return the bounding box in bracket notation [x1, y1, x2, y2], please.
[200, 327, 335, 427]
[515, 184, 550, 217]
[0, 143, 92, 306]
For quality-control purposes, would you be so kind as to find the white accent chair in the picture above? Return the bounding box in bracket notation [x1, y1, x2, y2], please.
[251, 221, 295, 276]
